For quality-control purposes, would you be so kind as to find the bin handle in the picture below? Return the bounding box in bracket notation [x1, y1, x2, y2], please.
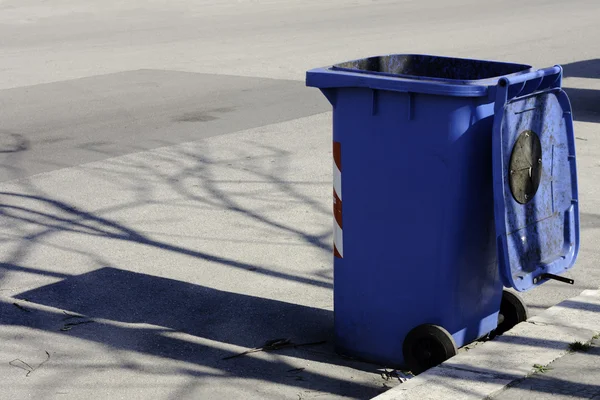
[495, 66, 563, 110]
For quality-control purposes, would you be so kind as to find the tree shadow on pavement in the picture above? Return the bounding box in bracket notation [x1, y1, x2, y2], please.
[561, 59, 600, 123]
[0, 191, 331, 290]
[3, 266, 388, 399]
[14, 267, 332, 351]
[499, 376, 600, 399]
[437, 362, 600, 399]
[562, 87, 600, 124]
[2, 302, 383, 399]
[0, 117, 395, 397]
[0, 135, 335, 290]
[453, 352, 600, 400]
[562, 59, 600, 80]
[546, 299, 600, 313]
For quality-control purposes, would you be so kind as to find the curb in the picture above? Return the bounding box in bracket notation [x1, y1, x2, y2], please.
[372, 289, 600, 400]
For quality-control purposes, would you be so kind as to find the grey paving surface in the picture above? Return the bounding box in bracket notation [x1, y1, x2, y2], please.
[1, 0, 600, 399]
[0, 70, 329, 182]
[492, 339, 600, 400]
[0, 114, 396, 400]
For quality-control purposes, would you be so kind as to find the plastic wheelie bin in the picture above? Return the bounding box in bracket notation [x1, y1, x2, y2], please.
[306, 54, 580, 373]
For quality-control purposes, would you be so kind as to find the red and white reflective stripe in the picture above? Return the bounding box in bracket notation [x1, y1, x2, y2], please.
[333, 141, 343, 258]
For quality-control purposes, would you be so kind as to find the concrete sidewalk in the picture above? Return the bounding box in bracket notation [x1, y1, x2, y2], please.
[493, 338, 600, 400]
[374, 290, 600, 400]
[0, 113, 403, 400]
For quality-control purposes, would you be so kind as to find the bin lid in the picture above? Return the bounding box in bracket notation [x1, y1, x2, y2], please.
[493, 88, 580, 292]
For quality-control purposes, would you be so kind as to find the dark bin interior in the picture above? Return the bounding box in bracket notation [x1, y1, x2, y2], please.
[333, 54, 531, 82]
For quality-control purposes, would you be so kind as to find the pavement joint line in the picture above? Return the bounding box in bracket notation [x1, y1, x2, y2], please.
[482, 346, 583, 400]
[437, 364, 518, 382]
[483, 375, 533, 400]
[526, 320, 550, 326]
[371, 289, 600, 400]
[482, 372, 536, 400]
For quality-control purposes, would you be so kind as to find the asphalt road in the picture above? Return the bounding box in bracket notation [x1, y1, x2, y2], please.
[1, 1, 600, 399]
[0, 70, 328, 181]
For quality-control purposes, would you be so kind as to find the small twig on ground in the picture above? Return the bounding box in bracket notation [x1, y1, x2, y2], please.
[222, 338, 290, 360]
[286, 367, 306, 379]
[294, 340, 327, 349]
[381, 369, 414, 383]
[36, 351, 51, 371]
[9, 351, 50, 377]
[60, 320, 95, 331]
[9, 359, 33, 375]
[62, 311, 86, 321]
[295, 347, 334, 357]
[222, 339, 326, 360]
[12, 303, 30, 313]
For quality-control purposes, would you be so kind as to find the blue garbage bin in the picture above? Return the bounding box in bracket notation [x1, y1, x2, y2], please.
[306, 54, 580, 372]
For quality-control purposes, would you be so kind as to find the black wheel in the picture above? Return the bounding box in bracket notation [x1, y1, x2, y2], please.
[403, 324, 457, 374]
[496, 289, 528, 335]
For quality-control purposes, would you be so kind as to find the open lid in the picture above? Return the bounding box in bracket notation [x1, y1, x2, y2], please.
[492, 67, 580, 292]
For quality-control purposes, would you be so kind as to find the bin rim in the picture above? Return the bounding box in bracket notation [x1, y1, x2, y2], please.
[306, 53, 532, 98]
